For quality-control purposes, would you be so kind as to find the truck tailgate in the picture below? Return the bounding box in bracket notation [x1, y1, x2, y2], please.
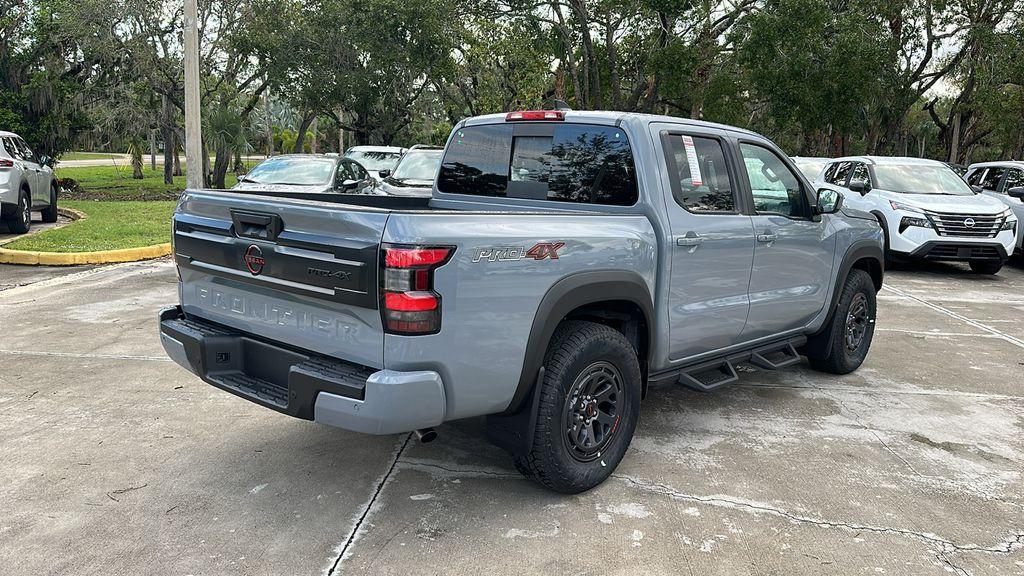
[172, 190, 388, 368]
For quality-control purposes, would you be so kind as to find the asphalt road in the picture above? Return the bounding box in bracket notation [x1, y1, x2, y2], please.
[1, 258, 1022, 575]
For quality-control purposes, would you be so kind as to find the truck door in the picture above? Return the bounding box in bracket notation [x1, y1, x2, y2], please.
[656, 128, 755, 359]
[736, 141, 834, 338]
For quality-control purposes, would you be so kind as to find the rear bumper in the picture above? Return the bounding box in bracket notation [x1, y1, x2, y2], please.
[908, 241, 1008, 262]
[158, 306, 445, 434]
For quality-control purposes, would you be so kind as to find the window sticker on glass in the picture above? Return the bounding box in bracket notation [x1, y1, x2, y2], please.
[681, 136, 703, 186]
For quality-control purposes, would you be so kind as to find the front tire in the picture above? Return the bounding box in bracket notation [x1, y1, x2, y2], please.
[807, 269, 876, 375]
[969, 260, 1002, 275]
[40, 184, 58, 223]
[513, 321, 641, 493]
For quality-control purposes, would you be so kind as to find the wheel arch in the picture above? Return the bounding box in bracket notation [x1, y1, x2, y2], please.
[504, 270, 654, 415]
[803, 240, 883, 359]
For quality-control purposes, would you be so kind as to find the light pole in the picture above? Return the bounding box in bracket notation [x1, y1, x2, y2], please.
[183, 0, 203, 189]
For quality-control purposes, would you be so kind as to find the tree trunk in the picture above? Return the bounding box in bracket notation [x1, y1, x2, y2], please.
[162, 95, 174, 184]
[149, 128, 157, 171]
[263, 86, 274, 157]
[949, 111, 961, 164]
[173, 136, 182, 177]
[336, 108, 345, 153]
[212, 141, 230, 189]
[201, 140, 211, 188]
[310, 117, 319, 153]
[293, 110, 314, 153]
[131, 141, 144, 180]
[605, 15, 620, 110]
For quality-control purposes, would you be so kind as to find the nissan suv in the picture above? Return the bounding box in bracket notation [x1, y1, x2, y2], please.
[816, 156, 1018, 274]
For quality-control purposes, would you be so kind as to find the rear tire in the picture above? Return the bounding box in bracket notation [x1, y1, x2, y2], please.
[514, 321, 641, 493]
[969, 260, 1002, 275]
[40, 184, 58, 223]
[5, 191, 31, 234]
[807, 269, 876, 375]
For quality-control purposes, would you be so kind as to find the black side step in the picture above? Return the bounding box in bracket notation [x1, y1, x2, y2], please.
[675, 336, 807, 393]
[678, 358, 739, 392]
[749, 342, 801, 370]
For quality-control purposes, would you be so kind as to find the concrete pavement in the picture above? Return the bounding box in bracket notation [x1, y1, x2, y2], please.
[1, 259, 1022, 575]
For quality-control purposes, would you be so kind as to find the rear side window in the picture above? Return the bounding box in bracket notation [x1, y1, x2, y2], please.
[2, 137, 22, 160]
[1004, 169, 1024, 191]
[665, 134, 735, 212]
[979, 167, 1005, 191]
[825, 162, 852, 186]
[438, 123, 638, 206]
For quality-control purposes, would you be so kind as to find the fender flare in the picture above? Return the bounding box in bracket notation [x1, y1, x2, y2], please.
[804, 239, 884, 358]
[486, 270, 654, 455]
[869, 210, 890, 252]
[505, 270, 655, 415]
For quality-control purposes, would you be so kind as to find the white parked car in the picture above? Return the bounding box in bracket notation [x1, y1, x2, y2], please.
[816, 156, 1018, 274]
[343, 145, 406, 180]
[0, 130, 57, 233]
[963, 161, 1024, 253]
[791, 156, 830, 181]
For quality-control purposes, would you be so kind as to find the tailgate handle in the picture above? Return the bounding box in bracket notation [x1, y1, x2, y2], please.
[231, 210, 282, 241]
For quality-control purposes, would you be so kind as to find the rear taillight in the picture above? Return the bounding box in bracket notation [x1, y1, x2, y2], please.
[0, 158, 13, 168]
[505, 110, 564, 121]
[381, 244, 454, 335]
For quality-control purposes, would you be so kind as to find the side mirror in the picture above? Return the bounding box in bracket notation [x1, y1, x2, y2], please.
[848, 181, 869, 195]
[815, 188, 844, 215]
[971, 185, 984, 193]
[340, 179, 359, 191]
[1008, 186, 1024, 199]
[378, 169, 391, 179]
[39, 155, 52, 167]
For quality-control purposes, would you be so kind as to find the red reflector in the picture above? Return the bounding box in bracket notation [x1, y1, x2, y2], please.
[505, 110, 564, 121]
[384, 247, 452, 268]
[0, 158, 13, 168]
[385, 292, 438, 312]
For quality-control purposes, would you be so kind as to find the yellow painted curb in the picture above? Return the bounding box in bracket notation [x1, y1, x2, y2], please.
[0, 206, 171, 265]
[0, 243, 172, 266]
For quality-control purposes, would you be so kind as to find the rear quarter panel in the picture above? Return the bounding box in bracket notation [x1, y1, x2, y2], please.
[383, 212, 657, 420]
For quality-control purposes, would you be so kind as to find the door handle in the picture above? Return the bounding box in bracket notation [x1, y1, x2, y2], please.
[756, 232, 777, 244]
[676, 232, 704, 253]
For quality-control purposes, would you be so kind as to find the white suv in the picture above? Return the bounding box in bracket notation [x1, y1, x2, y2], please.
[0, 131, 57, 234]
[816, 156, 1018, 274]
[963, 161, 1024, 254]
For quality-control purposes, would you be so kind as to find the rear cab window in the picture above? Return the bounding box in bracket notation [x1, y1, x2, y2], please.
[437, 122, 638, 206]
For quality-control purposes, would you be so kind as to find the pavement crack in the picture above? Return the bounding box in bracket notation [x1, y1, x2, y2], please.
[326, 433, 412, 575]
[395, 459, 522, 479]
[936, 550, 970, 576]
[613, 473, 1024, 555]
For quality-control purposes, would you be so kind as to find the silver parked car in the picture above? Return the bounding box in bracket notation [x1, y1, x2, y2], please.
[371, 145, 442, 197]
[964, 161, 1024, 252]
[0, 131, 57, 233]
[343, 145, 406, 180]
[233, 154, 373, 195]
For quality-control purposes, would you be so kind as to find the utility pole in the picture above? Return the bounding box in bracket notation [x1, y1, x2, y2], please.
[183, 0, 203, 189]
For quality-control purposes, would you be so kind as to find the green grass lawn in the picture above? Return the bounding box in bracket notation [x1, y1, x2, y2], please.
[5, 201, 176, 252]
[56, 165, 244, 200]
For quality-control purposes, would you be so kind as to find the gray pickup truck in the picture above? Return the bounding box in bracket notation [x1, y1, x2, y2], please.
[159, 110, 884, 493]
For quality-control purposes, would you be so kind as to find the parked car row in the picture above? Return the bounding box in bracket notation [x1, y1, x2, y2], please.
[797, 155, 1021, 275]
[232, 144, 442, 198]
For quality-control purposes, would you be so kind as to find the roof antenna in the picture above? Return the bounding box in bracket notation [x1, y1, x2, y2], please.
[551, 98, 572, 111]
